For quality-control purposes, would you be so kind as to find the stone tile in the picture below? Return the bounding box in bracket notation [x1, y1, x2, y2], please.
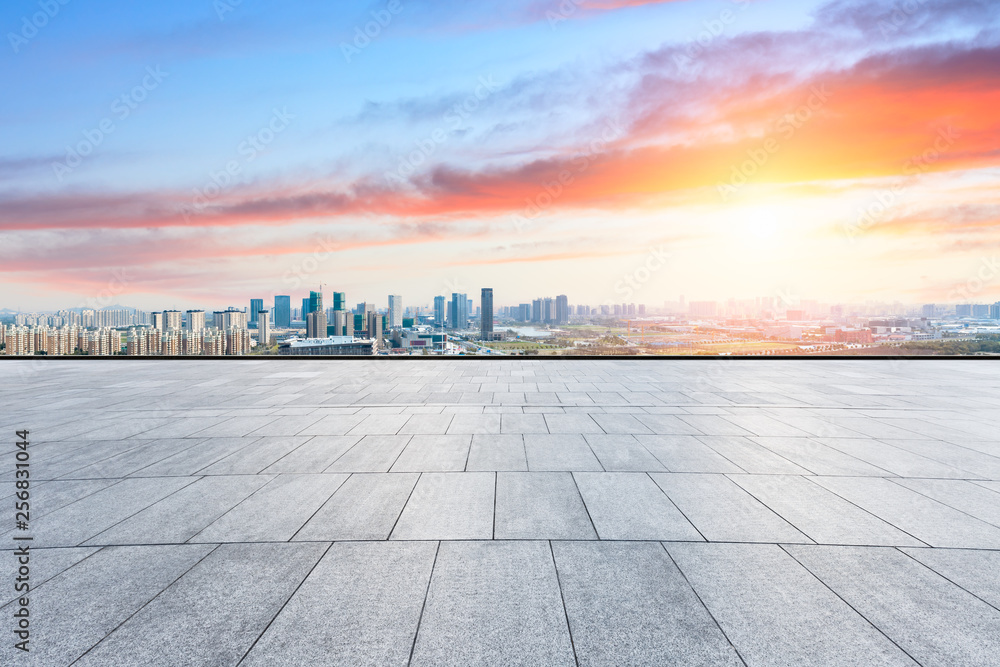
[466, 434, 528, 471]
[553, 541, 743, 666]
[731, 474, 924, 546]
[0, 544, 214, 666]
[891, 478, 1000, 527]
[499, 413, 549, 434]
[347, 414, 411, 436]
[261, 435, 360, 473]
[190, 416, 280, 438]
[667, 543, 916, 666]
[494, 472, 596, 540]
[0, 546, 98, 607]
[813, 476, 1000, 549]
[752, 437, 893, 476]
[411, 541, 575, 666]
[585, 434, 666, 471]
[74, 543, 327, 667]
[699, 436, 813, 474]
[815, 438, 977, 479]
[787, 545, 1000, 667]
[198, 436, 310, 475]
[902, 548, 1000, 610]
[390, 472, 495, 540]
[635, 414, 706, 435]
[543, 413, 604, 434]
[242, 541, 437, 667]
[591, 414, 655, 434]
[131, 437, 257, 477]
[192, 474, 349, 542]
[294, 473, 419, 541]
[574, 472, 702, 541]
[446, 413, 502, 434]
[325, 435, 411, 473]
[636, 435, 744, 473]
[297, 414, 368, 436]
[524, 434, 603, 471]
[398, 413, 454, 435]
[245, 414, 323, 437]
[85, 475, 271, 545]
[651, 473, 811, 543]
[390, 435, 472, 472]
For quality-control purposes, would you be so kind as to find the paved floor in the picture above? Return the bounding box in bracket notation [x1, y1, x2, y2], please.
[2, 359, 1000, 665]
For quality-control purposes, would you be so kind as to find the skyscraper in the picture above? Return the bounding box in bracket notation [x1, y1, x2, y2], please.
[556, 295, 569, 324]
[449, 293, 468, 330]
[434, 296, 447, 329]
[257, 310, 270, 348]
[163, 310, 183, 330]
[306, 311, 324, 338]
[249, 299, 263, 325]
[481, 288, 494, 339]
[274, 296, 291, 328]
[185, 310, 205, 331]
[332, 292, 346, 312]
[302, 298, 311, 319]
[309, 290, 323, 317]
[388, 295, 403, 329]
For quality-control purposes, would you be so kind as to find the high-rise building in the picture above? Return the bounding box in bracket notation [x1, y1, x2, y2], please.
[274, 295, 291, 328]
[388, 295, 403, 329]
[257, 311, 270, 348]
[302, 297, 311, 319]
[481, 288, 494, 338]
[306, 310, 324, 338]
[309, 290, 323, 317]
[163, 310, 183, 331]
[332, 292, 346, 312]
[990, 303, 1000, 320]
[434, 296, 447, 328]
[249, 299, 263, 324]
[151, 312, 164, 330]
[922, 304, 935, 318]
[555, 295, 569, 324]
[213, 308, 248, 330]
[973, 304, 990, 318]
[956, 304, 973, 318]
[185, 310, 205, 331]
[449, 293, 468, 329]
[531, 299, 542, 323]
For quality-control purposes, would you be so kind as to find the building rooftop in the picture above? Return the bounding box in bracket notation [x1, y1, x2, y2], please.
[2, 359, 999, 665]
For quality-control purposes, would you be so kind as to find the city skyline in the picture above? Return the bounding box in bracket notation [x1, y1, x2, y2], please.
[2, 1, 999, 309]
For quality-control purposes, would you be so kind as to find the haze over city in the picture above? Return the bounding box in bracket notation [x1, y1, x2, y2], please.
[2, 0, 999, 310]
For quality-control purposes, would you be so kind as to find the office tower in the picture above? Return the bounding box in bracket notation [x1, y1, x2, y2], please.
[249, 299, 263, 325]
[163, 310, 183, 330]
[151, 312, 164, 330]
[367, 312, 384, 347]
[481, 288, 494, 338]
[434, 296, 447, 328]
[638, 304, 646, 315]
[555, 295, 568, 324]
[345, 312, 355, 337]
[956, 304, 972, 318]
[274, 295, 291, 328]
[333, 310, 347, 336]
[306, 310, 324, 338]
[309, 290, 323, 317]
[257, 311, 270, 348]
[973, 304, 989, 318]
[332, 292, 346, 312]
[543, 298, 554, 323]
[990, 303, 1000, 319]
[467, 298, 473, 319]
[213, 308, 248, 330]
[922, 304, 935, 318]
[532, 299, 542, 323]
[302, 298, 311, 319]
[689, 301, 718, 318]
[185, 310, 205, 332]
[449, 293, 468, 329]
[388, 295, 403, 329]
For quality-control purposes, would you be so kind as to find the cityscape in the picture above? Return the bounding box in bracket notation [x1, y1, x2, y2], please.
[3, 288, 1000, 356]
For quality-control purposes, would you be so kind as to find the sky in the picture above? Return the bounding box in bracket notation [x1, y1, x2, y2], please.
[1, 0, 999, 311]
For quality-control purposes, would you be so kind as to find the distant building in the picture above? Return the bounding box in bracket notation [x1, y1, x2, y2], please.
[163, 310, 183, 331]
[249, 299, 263, 325]
[481, 288, 494, 338]
[274, 295, 291, 328]
[922, 304, 935, 318]
[185, 310, 205, 332]
[257, 311, 270, 348]
[992, 303, 1000, 320]
[689, 301, 717, 318]
[388, 295, 403, 329]
[555, 295, 569, 324]
[332, 292, 346, 312]
[449, 293, 468, 329]
[786, 310, 805, 321]
[306, 311, 324, 338]
[309, 291, 324, 317]
[973, 304, 990, 318]
[278, 337, 377, 355]
[151, 312, 164, 330]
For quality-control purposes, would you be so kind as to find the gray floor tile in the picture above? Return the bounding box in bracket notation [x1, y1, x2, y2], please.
[391, 473, 495, 540]
[902, 548, 1000, 610]
[494, 472, 596, 540]
[411, 541, 575, 666]
[295, 473, 419, 541]
[574, 472, 702, 541]
[525, 434, 603, 471]
[636, 435, 744, 473]
[585, 434, 666, 471]
[553, 541, 743, 666]
[466, 434, 528, 471]
[390, 435, 471, 472]
[325, 435, 411, 473]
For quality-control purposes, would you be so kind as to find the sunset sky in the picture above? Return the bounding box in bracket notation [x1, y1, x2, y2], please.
[2, 0, 998, 311]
